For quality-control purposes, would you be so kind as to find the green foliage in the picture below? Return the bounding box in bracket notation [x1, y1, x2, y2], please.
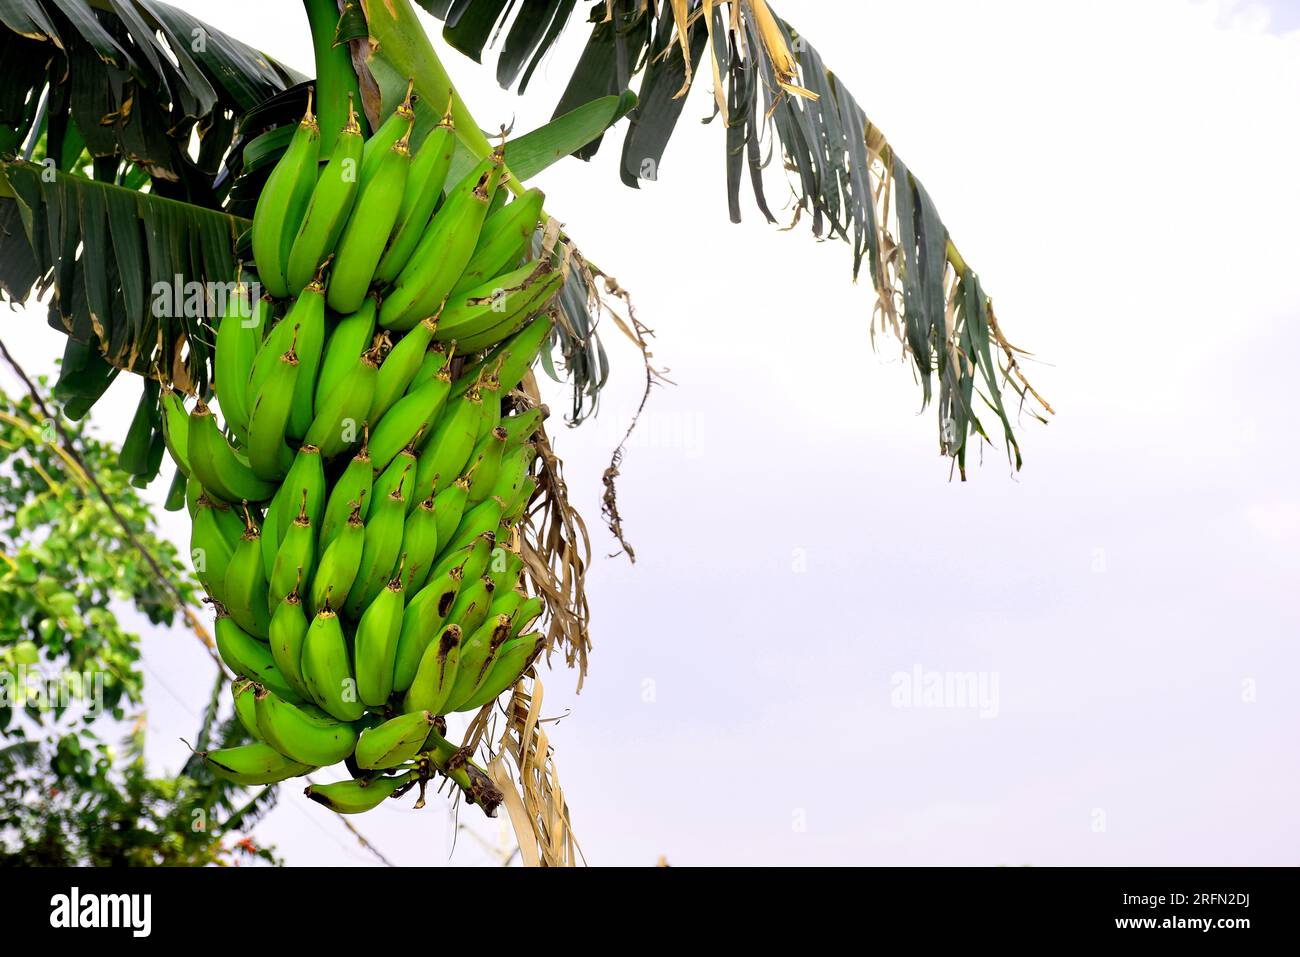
[0, 380, 279, 866]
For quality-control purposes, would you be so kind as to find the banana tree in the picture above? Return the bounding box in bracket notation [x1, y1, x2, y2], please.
[0, 0, 1047, 866]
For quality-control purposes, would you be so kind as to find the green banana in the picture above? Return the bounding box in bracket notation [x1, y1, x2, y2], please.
[443, 614, 513, 713]
[465, 426, 508, 505]
[444, 575, 493, 640]
[254, 685, 359, 767]
[435, 260, 557, 346]
[509, 596, 545, 638]
[286, 97, 364, 292]
[403, 623, 462, 715]
[185, 472, 202, 519]
[247, 307, 298, 406]
[260, 492, 282, 581]
[449, 187, 545, 298]
[474, 364, 504, 437]
[429, 474, 470, 542]
[505, 474, 538, 518]
[455, 633, 545, 712]
[188, 400, 277, 503]
[433, 262, 536, 339]
[359, 79, 414, 184]
[443, 496, 504, 557]
[485, 547, 524, 595]
[245, 341, 299, 482]
[391, 560, 465, 694]
[221, 514, 272, 640]
[191, 496, 236, 602]
[353, 571, 404, 707]
[368, 362, 452, 472]
[213, 603, 298, 700]
[379, 150, 506, 330]
[373, 106, 456, 285]
[213, 283, 267, 443]
[286, 279, 328, 442]
[301, 602, 365, 722]
[371, 445, 418, 511]
[412, 387, 480, 498]
[275, 445, 326, 542]
[159, 388, 191, 475]
[232, 677, 262, 740]
[499, 407, 544, 446]
[489, 441, 537, 504]
[495, 314, 556, 394]
[369, 315, 438, 423]
[429, 527, 493, 585]
[304, 770, 414, 813]
[166, 467, 188, 513]
[454, 272, 564, 354]
[497, 479, 538, 545]
[315, 294, 377, 408]
[269, 493, 315, 614]
[398, 495, 439, 594]
[327, 121, 412, 314]
[354, 711, 435, 770]
[309, 501, 364, 617]
[409, 343, 451, 391]
[205, 742, 314, 786]
[456, 313, 554, 398]
[251, 97, 319, 298]
[320, 444, 372, 548]
[269, 580, 313, 701]
[343, 483, 406, 619]
[305, 345, 380, 459]
[487, 586, 525, 626]
[204, 496, 247, 552]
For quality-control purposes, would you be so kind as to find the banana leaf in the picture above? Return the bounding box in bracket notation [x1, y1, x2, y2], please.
[0, 159, 246, 404]
[409, 0, 1051, 471]
[0, 0, 295, 433]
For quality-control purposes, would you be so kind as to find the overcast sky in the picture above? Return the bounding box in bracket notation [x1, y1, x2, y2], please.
[4, 0, 1298, 866]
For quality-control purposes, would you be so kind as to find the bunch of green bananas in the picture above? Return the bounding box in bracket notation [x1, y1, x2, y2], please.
[170, 88, 564, 815]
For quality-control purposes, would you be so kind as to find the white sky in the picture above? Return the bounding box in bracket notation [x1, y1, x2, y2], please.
[3, 0, 1299, 865]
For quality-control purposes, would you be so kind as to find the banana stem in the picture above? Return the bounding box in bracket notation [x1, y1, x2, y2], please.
[422, 728, 502, 816]
[360, 0, 524, 198]
[306, 0, 370, 155]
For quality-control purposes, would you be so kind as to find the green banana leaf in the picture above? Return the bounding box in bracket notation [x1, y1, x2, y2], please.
[408, 0, 1049, 471]
[367, 55, 637, 184]
[0, 0, 295, 436]
[0, 159, 246, 404]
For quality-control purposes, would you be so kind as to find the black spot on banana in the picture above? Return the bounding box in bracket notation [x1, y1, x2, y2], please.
[391, 559, 465, 694]
[403, 623, 462, 716]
